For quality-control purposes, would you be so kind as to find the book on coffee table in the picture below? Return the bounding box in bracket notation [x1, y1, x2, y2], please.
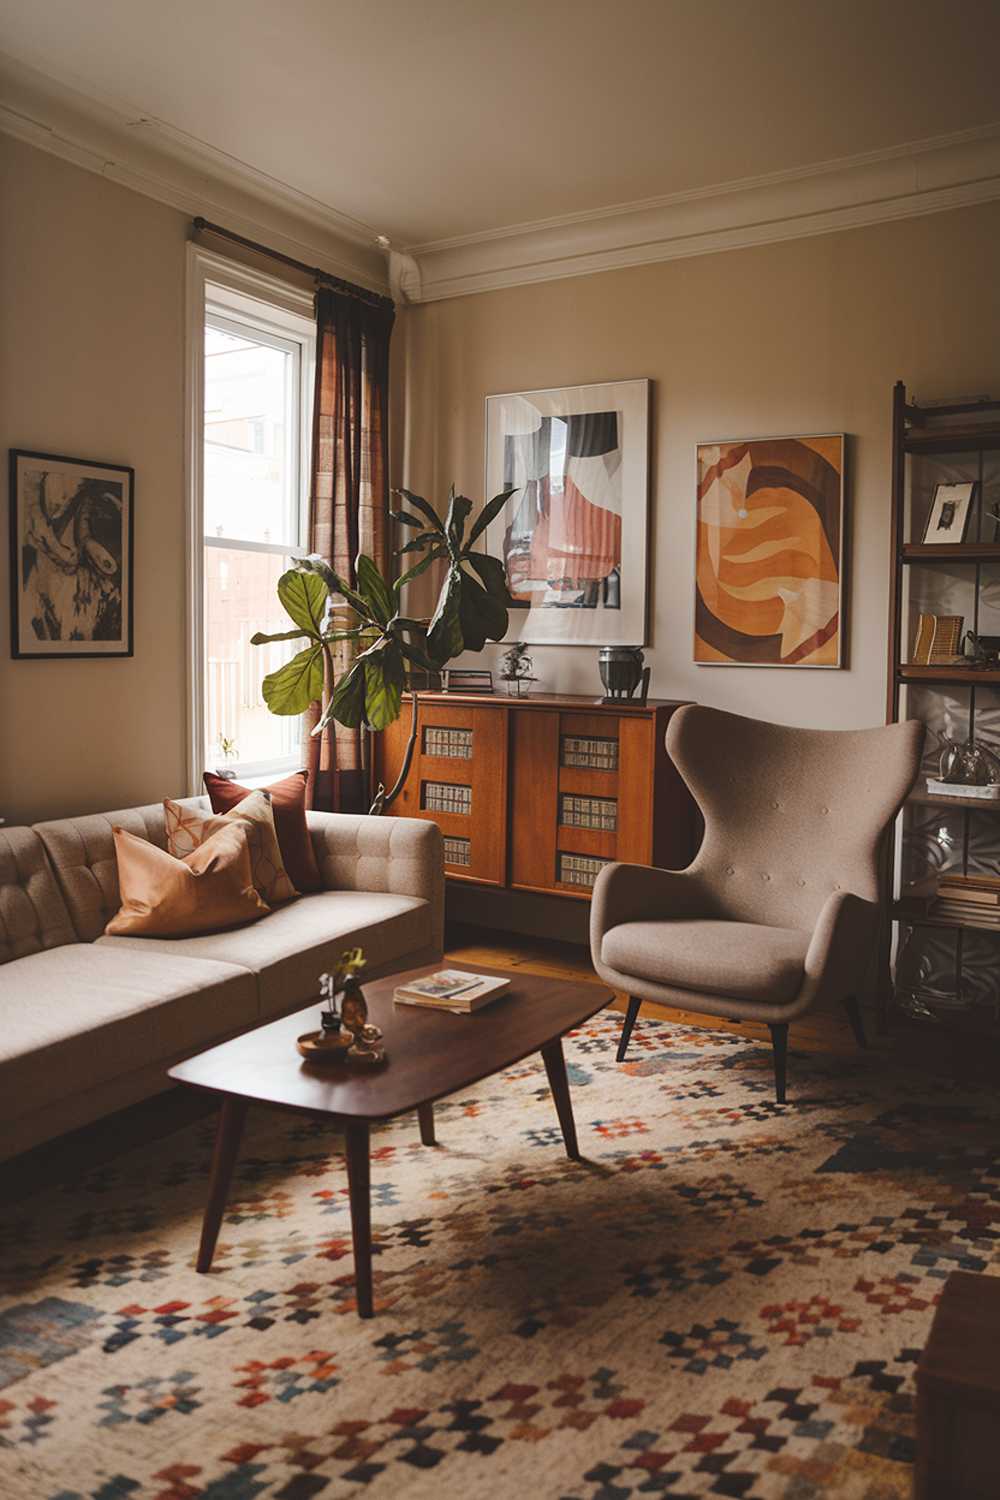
[393, 969, 511, 1013]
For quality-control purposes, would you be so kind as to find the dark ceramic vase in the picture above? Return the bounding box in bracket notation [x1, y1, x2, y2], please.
[599, 645, 646, 700]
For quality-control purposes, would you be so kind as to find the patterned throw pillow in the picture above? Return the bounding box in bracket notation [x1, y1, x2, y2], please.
[164, 791, 299, 905]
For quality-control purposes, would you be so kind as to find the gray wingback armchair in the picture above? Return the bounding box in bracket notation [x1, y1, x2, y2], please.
[590, 706, 923, 1101]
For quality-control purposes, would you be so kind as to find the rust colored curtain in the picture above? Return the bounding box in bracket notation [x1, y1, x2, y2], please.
[305, 284, 395, 812]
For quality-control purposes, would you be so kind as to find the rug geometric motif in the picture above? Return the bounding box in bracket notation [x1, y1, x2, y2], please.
[1, 1010, 998, 1498]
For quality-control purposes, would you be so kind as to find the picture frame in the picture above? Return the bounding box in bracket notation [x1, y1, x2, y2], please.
[921, 482, 976, 545]
[484, 378, 650, 647]
[695, 433, 846, 669]
[9, 448, 134, 659]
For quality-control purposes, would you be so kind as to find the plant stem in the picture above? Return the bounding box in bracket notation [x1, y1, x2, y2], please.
[369, 689, 420, 815]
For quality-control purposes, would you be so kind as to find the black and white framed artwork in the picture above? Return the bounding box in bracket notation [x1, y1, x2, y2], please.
[9, 449, 134, 658]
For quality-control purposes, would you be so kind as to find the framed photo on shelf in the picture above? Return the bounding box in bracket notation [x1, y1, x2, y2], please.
[694, 433, 845, 668]
[921, 481, 976, 544]
[484, 378, 649, 647]
[9, 448, 134, 659]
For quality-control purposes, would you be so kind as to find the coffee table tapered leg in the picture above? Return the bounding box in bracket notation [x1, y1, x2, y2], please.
[417, 1102, 436, 1146]
[197, 1096, 248, 1272]
[344, 1120, 373, 1318]
[541, 1037, 581, 1161]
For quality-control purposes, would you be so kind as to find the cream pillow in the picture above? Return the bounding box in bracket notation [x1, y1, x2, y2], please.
[164, 790, 298, 905]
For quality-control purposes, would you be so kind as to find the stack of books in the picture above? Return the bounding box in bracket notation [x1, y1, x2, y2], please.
[393, 969, 511, 1013]
[932, 874, 1000, 926]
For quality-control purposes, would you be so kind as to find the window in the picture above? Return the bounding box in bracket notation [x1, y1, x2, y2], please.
[187, 249, 316, 787]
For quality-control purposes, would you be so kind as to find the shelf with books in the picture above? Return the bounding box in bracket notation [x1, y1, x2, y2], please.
[886, 380, 1000, 1030]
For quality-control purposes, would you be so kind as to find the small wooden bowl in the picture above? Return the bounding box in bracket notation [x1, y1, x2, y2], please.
[297, 1029, 351, 1064]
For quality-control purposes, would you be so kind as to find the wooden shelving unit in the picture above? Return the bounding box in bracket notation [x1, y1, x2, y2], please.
[885, 381, 1000, 1029]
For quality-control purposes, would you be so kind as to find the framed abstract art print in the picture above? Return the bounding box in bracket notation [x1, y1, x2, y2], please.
[484, 379, 650, 646]
[9, 448, 134, 658]
[694, 433, 845, 668]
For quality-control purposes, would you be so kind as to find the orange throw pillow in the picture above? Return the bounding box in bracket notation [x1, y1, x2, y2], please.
[164, 791, 299, 905]
[105, 822, 270, 938]
[204, 769, 323, 893]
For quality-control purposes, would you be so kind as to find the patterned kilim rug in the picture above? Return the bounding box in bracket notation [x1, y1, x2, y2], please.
[2, 1009, 998, 1500]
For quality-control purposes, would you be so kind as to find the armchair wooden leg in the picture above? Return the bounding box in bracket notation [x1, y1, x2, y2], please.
[768, 1023, 789, 1104]
[842, 995, 868, 1050]
[616, 996, 641, 1062]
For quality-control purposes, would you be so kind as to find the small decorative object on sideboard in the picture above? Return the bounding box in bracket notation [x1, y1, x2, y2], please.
[297, 948, 387, 1066]
[920, 481, 976, 544]
[498, 641, 536, 697]
[441, 668, 494, 694]
[598, 645, 650, 705]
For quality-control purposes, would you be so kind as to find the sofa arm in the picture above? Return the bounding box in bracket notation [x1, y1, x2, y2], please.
[307, 811, 444, 949]
[590, 861, 707, 966]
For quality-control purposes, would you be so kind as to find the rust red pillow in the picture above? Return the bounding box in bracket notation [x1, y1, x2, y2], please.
[204, 770, 323, 893]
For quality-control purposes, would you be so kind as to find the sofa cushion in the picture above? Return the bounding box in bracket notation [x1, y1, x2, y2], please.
[601, 918, 809, 1004]
[98, 888, 430, 1017]
[205, 771, 322, 893]
[0, 945, 257, 1131]
[0, 826, 76, 964]
[165, 792, 298, 905]
[34, 798, 210, 942]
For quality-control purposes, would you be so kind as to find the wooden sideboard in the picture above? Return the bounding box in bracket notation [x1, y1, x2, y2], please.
[379, 692, 696, 899]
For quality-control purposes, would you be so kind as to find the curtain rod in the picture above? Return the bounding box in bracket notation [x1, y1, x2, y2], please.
[191, 217, 394, 310]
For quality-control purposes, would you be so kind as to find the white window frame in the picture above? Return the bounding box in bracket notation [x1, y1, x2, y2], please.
[185, 245, 316, 793]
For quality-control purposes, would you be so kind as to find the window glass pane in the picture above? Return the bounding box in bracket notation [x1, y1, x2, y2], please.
[204, 546, 303, 770]
[204, 322, 297, 545]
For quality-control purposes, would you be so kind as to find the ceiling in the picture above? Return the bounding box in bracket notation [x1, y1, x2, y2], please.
[2, 0, 1000, 251]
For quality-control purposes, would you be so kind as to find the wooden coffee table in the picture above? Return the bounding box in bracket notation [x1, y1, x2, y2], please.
[169, 963, 610, 1317]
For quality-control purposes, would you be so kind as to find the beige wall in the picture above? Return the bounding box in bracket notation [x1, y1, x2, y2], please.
[396, 202, 1000, 730]
[0, 135, 190, 825]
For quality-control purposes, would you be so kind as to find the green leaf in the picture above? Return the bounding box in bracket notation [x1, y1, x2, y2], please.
[364, 644, 404, 730]
[296, 554, 372, 623]
[397, 533, 434, 556]
[427, 566, 464, 664]
[251, 627, 310, 646]
[277, 569, 327, 635]
[261, 644, 324, 715]
[466, 550, 513, 600]
[355, 554, 394, 628]
[390, 508, 431, 531]
[458, 572, 508, 652]
[396, 636, 438, 673]
[393, 488, 446, 534]
[329, 659, 367, 728]
[445, 489, 474, 549]
[394, 544, 448, 592]
[466, 486, 516, 547]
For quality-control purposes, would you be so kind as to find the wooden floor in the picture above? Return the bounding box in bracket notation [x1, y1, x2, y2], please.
[3, 922, 998, 1204]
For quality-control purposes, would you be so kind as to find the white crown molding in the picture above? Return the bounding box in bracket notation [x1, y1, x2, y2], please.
[404, 123, 1000, 303]
[0, 51, 391, 293]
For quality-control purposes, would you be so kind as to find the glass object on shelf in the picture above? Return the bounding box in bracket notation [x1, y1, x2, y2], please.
[558, 852, 610, 888]
[561, 735, 619, 771]
[937, 734, 1000, 785]
[560, 794, 617, 831]
[895, 922, 1000, 1022]
[423, 726, 473, 759]
[499, 641, 537, 697]
[423, 782, 472, 815]
[442, 836, 472, 867]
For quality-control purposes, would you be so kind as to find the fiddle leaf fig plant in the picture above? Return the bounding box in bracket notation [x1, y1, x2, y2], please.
[251, 484, 515, 811]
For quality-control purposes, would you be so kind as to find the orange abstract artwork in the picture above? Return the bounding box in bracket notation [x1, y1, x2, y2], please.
[694, 435, 844, 667]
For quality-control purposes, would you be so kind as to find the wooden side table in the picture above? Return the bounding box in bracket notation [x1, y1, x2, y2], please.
[915, 1269, 1000, 1498]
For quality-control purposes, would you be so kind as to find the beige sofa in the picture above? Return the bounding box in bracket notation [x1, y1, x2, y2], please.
[0, 798, 444, 1160]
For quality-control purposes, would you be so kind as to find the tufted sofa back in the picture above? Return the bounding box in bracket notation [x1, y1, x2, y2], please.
[0, 826, 78, 964]
[666, 706, 924, 932]
[34, 797, 210, 942]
